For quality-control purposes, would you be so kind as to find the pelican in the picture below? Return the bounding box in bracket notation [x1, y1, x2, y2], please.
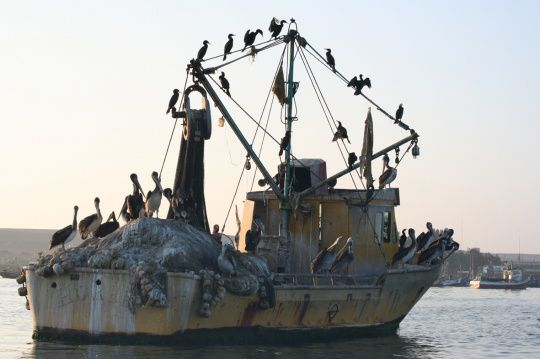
[417, 222, 435, 252]
[379, 156, 397, 189]
[223, 34, 234, 61]
[310, 236, 345, 274]
[391, 228, 416, 267]
[245, 218, 263, 252]
[127, 174, 145, 220]
[50, 206, 78, 250]
[163, 188, 181, 219]
[330, 237, 354, 274]
[197, 40, 210, 61]
[418, 239, 444, 266]
[242, 29, 263, 51]
[325, 48, 335, 71]
[95, 212, 119, 238]
[79, 197, 103, 240]
[217, 243, 237, 277]
[145, 171, 163, 217]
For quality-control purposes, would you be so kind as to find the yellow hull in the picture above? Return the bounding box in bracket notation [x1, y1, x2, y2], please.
[25, 264, 440, 343]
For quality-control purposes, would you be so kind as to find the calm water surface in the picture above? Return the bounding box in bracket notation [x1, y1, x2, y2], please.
[1, 278, 539, 358]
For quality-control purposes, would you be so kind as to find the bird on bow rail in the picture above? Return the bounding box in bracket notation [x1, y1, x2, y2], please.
[243, 29, 263, 51]
[416, 222, 435, 252]
[279, 130, 291, 156]
[418, 237, 445, 266]
[311, 236, 345, 274]
[353, 74, 372, 95]
[145, 171, 164, 218]
[395, 104, 404, 123]
[197, 40, 210, 61]
[330, 237, 354, 274]
[218, 243, 237, 277]
[219, 72, 231, 96]
[79, 197, 103, 240]
[50, 205, 78, 250]
[127, 174, 145, 220]
[332, 121, 350, 144]
[223, 34, 235, 61]
[166, 89, 180, 114]
[399, 229, 407, 248]
[348, 152, 358, 169]
[325, 48, 336, 72]
[95, 211, 119, 238]
[391, 228, 416, 267]
[379, 154, 397, 188]
[268, 17, 287, 39]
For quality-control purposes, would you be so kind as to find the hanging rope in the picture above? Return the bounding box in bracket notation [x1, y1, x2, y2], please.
[201, 36, 285, 63]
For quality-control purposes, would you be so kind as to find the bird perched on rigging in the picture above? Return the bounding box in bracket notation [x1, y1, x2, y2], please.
[145, 171, 164, 218]
[127, 173, 145, 220]
[197, 40, 210, 61]
[245, 217, 264, 252]
[50, 206, 78, 250]
[330, 237, 354, 274]
[268, 18, 287, 39]
[311, 236, 345, 274]
[325, 48, 335, 72]
[79, 197, 103, 240]
[166, 89, 180, 115]
[347, 76, 359, 88]
[391, 228, 416, 267]
[95, 212, 119, 238]
[348, 152, 358, 169]
[354, 74, 372, 95]
[418, 238, 445, 266]
[279, 130, 291, 156]
[378, 155, 397, 189]
[219, 72, 231, 96]
[243, 29, 263, 51]
[223, 34, 235, 61]
[332, 121, 350, 144]
[395, 104, 404, 123]
[218, 243, 237, 277]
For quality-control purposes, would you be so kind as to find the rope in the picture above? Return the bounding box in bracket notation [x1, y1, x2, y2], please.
[207, 39, 285, 73]
[201, 36, 285, 63]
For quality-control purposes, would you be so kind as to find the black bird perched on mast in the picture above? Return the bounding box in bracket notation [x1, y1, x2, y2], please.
[268, 17, 287, 39]
[197, 40, 210, 61]
[95, 212, 119, 238]
[219, 72, 231, 96]
[166, 89, 180, 114]
[332, 121, 350, 144]
[399, 229, 407, 248]
[279, 130, 291, 156]
[354, 74, 372, 95]
[395, 104, 404, 123]
[243, 29, 263, 51]
[223, 34, 235, 61]
[50, 206, 78, 251]
[347, 76, 359, 88]
[325, 49, 335, 72]
[348, 152, 358, 169]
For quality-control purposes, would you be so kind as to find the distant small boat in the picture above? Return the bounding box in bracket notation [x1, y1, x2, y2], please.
[470, 264, 528, 290]
[435, 276, 469, 287]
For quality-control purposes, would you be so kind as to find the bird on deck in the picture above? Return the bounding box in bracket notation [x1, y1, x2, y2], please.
[378, 155, 397, 189]
[330, 237, 354, 274]
[311, 236, 345, 274]
[391, 228, 416, 267]
[332, 121, 350, 144]
[166, 89, 180, 115]
[348, 152, 358, 169]
[416, 222, 435, 252]
[197, 40, 210, 61]
[79, 197, 103, 240]
[325, 48, 336, 72]
[353, 74, 372, 95]
[127, 174, 145, 220]
[95, 211, 119, 238]
[268, 18, 287, 39]
[243, 29, 263, 51]
[399, 229, 407, 248]
[223, 34, 235, 61]
[219, 72, 231, 96]
[279, 130, 291, 156]
[245, 217, 264, 252]
[217, 242, 237, 277]
[395, 104, 404, 123]
[211, 224, 222, 243]
[50, 206, 78, 250]
[145, 171, 164, 218]
[163, 188, 182, 220]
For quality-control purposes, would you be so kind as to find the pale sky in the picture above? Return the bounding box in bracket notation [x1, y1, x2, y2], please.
[1, 1, 539, 253]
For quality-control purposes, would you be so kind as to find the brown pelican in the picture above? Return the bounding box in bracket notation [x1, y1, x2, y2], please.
[95, 212, 119, 238]
[330, 237, 354, 274]
[418, 238, 445, 266]
[78, 197, 103, 240]
[417, 222, 435, 252]
[219, 72, 231, 96]
[391, 228, 416, 267]
[50, 206, 78, 250]
[166, 89, 179, 114]
[311, 236, 345, 274]
[353, 74, 372, 95]
[197, 40, 210, 61]
[332, 121, 350, 144]
[242, 29, 263, 51]
[223, 34, 234, 61]
[145, 171, 163, 217]
[127, 174, 145, 220]
[395, 104, 404, 123]
[245, 217, 264, 252]
[268, 18, 287, 39]
[278, 130, 291, 156]
[325, 49, 335, 71]
[217, 243, 237, 277]
[378, 156, 397, 189]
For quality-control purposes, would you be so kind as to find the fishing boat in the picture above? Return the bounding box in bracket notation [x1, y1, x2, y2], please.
[17, 19, 458, 343]
[470, 264, 528, 289]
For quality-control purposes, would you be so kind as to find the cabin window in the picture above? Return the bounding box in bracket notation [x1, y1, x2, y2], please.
[374, 210, 392, 244]
[374, 213, 383, 244]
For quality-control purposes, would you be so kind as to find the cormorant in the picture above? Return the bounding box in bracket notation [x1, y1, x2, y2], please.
[145, 171, 163, 218]
[245, 218, 263, 252]
[391, 228, 416, 267]
[197, 40, 210, 61]
[166, 89, 180, 114]
[243, 29, 263, 51]
[399, 229, 407, 248]
[219, 72, 231, 96]
[79, 197, 103, 240]
[127, 174, 145, 220]
[223, 34, 235, 61]
[211, 224, 222, 243]
[50, 206, 78, 250]
[163, 188, 181, 220]
[354, 74, 372, 95]
[330, 237, 354, 274]
[217, 243, 237, 277]
[347, 76, 359, 88]
[395, 104, 404, 123]
[348, 152, 358, 169]
[268, 18, 287, 39]
[311, 236, 345, 274]
[279, 130, 291, 156]
[325, 49, 335, 72]
[95, 211, 119, 238]
[332, 121, 350, 143]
